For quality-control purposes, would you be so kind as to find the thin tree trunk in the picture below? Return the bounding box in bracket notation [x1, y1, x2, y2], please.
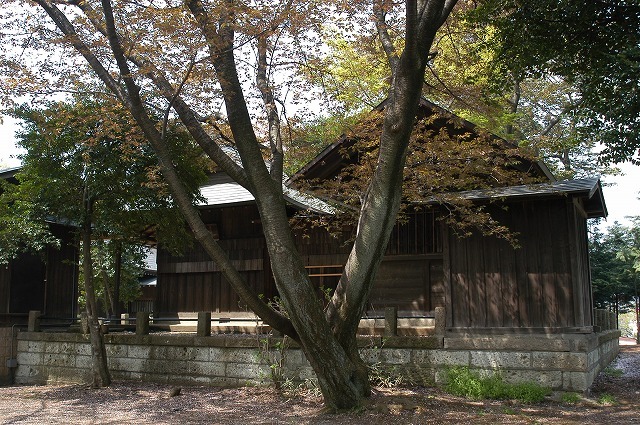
[102, 269, 115, 318]
[82, 197, 111, 388]
[113, 241, 122, 318]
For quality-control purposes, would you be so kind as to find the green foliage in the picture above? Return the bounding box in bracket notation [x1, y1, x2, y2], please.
[603, 366, 624, 379]
[598, 393, 617, 405]
[77, 241, 146, 314]
[445, 366, 550, 403]
[589, 222, 640, 313]
[560, 392, 581, 404]
[472, 0, 640, 165]
[0, 180, 58, 264]
[11, 96, 206, 247]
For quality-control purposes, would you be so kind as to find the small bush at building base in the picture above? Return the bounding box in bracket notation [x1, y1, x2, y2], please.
[445, 366, 550, 403]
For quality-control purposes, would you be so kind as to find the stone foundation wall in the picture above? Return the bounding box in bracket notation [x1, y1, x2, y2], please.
[14, 330, 620, 392]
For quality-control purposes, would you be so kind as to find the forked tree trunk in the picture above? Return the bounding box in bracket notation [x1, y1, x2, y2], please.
[35, 0, 457, 410]
[82, 199, 111, 388]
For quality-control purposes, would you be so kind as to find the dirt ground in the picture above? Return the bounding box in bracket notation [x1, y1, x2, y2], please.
[0, 341, 638, 424]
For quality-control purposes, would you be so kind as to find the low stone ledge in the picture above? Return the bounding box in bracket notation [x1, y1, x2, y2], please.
[598, 330, 621, 345]
[17, 332, 89, 343]
[444, 336, 571, 352]
[382, 336, 442, 349]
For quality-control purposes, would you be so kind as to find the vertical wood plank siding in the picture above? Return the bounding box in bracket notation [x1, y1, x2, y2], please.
[156, 206, 444, 315]
[445, 199, 590, 329]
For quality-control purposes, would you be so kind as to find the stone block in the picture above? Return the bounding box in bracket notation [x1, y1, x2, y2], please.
[127, 345, 151, 359]
[108, 357, 146, 373]
[379, 349, 411, 365]
[17, 351, 43, 366]
[383, 336, 442, 349]
[191, 347, 210, 362]
[194, 335, 228, 348]
[140, 372, 169, 384]
[470, 351, 531, 369]
[45, 366, 89, 384]
[106, 343, 128, 358]
[149, 334, 194, 346]
[359, 348, 381, 364]
[356, 336, 382, 348]
[43, 341, 91, 356]
[43, 353, 75, 367]
[16, 364, 42, 381]
[151, 345, 195, 361]
[224, 336, 262, 348]
[18, 340, 44, 353]
[587, 350, 600, 368]
[532, 352, 586, 371]
[218, 348, 261, 364]
[74, 355, 93, 370]
[189, 361, 225, 377]
[410, 349, 434, 364]
[145, 359, 190, 376]
[562, 371, 588, 391]
[431, 350, 470, 366]
[445, 336, 570, 352]
[225, 362, 270, 380]
[281, 349, 306, 367]
[499, 369, 563, 389]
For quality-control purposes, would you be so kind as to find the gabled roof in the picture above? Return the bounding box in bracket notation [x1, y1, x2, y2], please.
[198, 172, 335, 214]
[287, 98, 555, 184]
[441, 178, 607, 219]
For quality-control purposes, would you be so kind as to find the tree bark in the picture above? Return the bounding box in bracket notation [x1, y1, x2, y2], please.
[81, 196, 111, 388]
[113, 241, 122, 318]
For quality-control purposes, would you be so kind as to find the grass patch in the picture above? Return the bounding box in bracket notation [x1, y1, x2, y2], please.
[603, 366, 623, 378]
[445, 366, 550, 403]
[560, 392, 581, 404]
[598, 393, 616, 405]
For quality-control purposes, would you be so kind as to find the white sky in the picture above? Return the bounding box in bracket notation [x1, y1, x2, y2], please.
[1, 115, 639, 230]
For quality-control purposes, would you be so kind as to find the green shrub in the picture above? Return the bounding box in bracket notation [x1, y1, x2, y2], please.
[445, 366, 550, 403]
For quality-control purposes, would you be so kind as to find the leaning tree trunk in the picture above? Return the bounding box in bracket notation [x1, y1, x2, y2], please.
[82, 198, 111, 388]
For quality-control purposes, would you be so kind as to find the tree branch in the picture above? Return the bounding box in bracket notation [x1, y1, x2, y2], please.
[373, 0, 399, 74]
[69, 0, 250, 188]
[97, 0, 297, 339]
[257, 34, 284, 186]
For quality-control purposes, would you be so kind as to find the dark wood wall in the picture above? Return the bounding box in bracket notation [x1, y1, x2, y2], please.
[0, 223, 77, 324]
[444, 198, 592, 330]
[156, 205, 444, 316]
[156, 205, 274, 315]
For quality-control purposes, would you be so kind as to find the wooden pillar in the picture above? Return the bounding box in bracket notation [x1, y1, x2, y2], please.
[384, 307, 397, 337]
[28, 310, 41, 332]
[136, 311, 149, 335]
[197, 311, 211, 337]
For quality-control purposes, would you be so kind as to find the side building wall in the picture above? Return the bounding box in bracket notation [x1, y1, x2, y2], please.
[445, 198, 593, 330]
[14, 330, 619, 392]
